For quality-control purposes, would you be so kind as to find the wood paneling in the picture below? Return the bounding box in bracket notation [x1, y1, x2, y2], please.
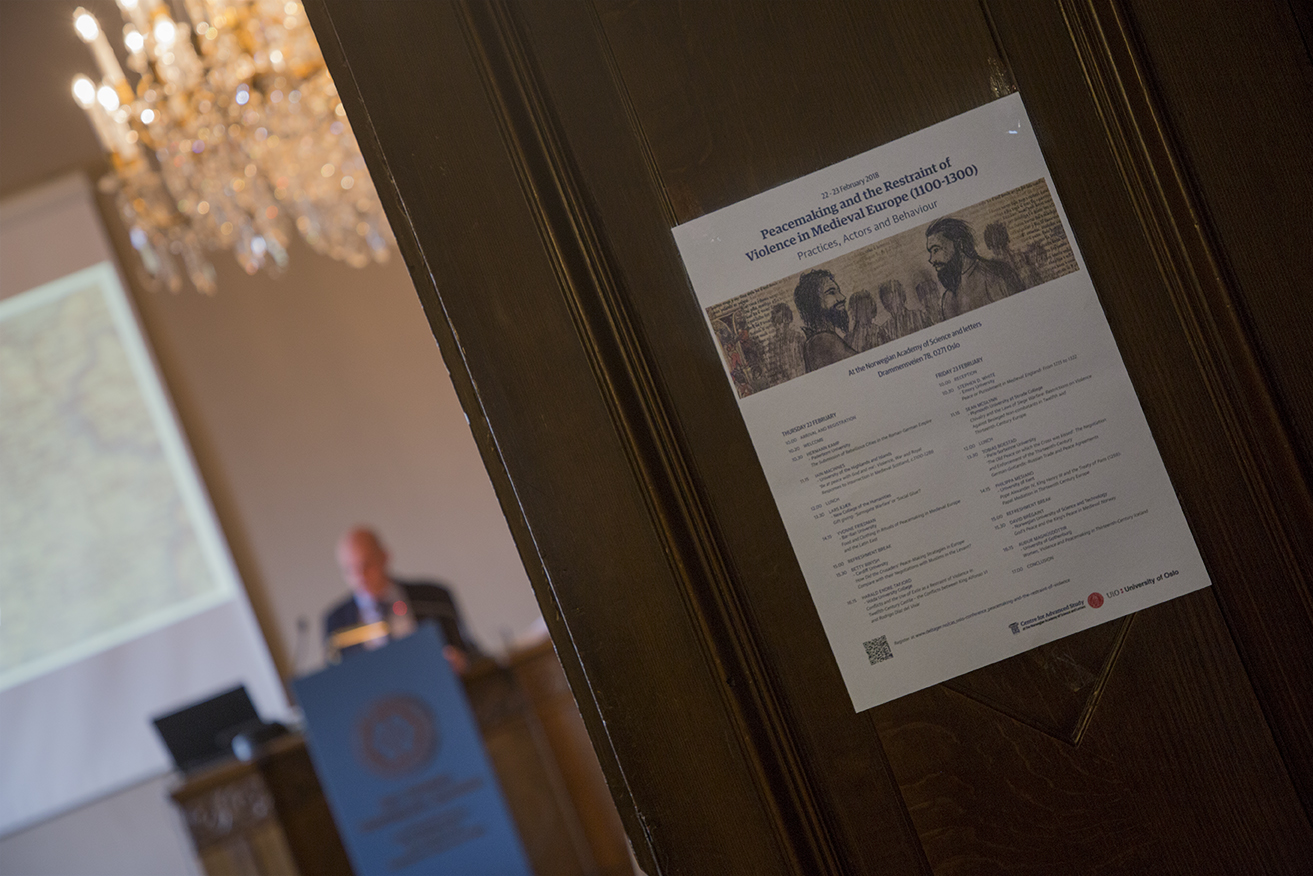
[171, 737, 351, 876]
[307, 2, 805, 871]
[988, 0, 1313, 803]
[1120, 0, 1313, 478]
[510, 639, 635, 876]
[876, 593, 1309, 875]
[943, 616, 1131, 743]
[307, 1, 1313, 872]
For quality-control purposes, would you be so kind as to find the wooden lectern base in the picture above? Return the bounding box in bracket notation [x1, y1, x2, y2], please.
[170, 734, 351, 876]
[171, 638, 634, 876]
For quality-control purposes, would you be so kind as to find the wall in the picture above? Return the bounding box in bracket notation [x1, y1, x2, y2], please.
[0, 184, 545, 872]
[0, 0, 544, 679]
[0, 2, 544, 871]
[0, 776, 201, 876]
[103, 211, 544, 674]
[0, 1, 543, 673]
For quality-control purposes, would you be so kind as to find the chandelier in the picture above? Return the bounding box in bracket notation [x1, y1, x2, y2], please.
[70, 0, 393, 293]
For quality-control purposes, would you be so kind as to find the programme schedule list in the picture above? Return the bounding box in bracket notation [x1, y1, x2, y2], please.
[674, 94, 1210, 710]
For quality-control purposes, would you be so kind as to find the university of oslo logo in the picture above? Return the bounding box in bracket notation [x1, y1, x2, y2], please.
[354, 694, 439, 778]
[1087, 592, 1104, 609]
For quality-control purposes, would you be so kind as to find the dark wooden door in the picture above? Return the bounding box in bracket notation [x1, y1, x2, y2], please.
[306, 1, 1313, 872]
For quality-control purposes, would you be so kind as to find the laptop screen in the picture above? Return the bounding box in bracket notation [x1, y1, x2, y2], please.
[152, 685, 260, 773]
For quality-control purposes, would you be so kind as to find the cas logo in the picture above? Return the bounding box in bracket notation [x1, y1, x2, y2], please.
[354, 694, 439, 778]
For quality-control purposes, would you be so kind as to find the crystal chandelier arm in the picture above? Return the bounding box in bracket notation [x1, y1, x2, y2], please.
[69, 0, 394, 293]
[74, 9, 130, 95]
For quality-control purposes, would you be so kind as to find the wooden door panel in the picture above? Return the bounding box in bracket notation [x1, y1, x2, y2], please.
[878, 593, 1309, 875]
[878, 687, 1149, 876]
[310, 0, 1313, 871]
[591, 0, 1005, 221]
[1118, 0, 1313, 477]
[308, 3, 811, 871]
[523, 0, 1313, 867]
[512, 2, 942, 871]
[943, 615, 1131, 744]
[985, 0, 1313, 805]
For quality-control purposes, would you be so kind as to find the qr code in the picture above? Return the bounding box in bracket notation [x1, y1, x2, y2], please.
[864, 635, 893, 664]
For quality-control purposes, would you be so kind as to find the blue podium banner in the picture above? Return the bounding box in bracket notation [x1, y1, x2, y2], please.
[293, 625, 531, 875]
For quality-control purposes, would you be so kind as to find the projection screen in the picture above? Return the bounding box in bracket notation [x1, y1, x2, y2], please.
[0, 175, 288, 836]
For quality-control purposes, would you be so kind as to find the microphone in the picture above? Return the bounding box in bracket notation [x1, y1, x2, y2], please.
[292, 615, 311, 675]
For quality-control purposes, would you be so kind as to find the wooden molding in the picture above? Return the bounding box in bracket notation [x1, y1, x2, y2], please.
[1056, 0, 1313, 572]
[448, 3, 854, 872]
[987, 0, 1313, 806]
[299, 0, 654, 864]
[307, 0, 1313, 868]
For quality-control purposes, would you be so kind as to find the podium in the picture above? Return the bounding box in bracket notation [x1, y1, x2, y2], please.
[170, 734, 351, 876]
[171, 636, 633, 876]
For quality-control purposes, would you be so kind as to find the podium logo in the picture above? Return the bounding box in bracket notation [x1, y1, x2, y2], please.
[354, 694, 439, 778]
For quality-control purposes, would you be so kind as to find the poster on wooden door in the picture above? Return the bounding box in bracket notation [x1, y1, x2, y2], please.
[672, 93, 1211, 711]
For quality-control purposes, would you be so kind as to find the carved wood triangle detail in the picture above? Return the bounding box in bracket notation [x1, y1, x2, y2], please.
[943, 616, 1133, 745]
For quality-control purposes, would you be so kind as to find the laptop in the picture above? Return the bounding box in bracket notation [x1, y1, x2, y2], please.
[152, 685, 261, 773]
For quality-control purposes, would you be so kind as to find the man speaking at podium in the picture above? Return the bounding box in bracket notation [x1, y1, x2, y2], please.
[324, 527, 480, 671]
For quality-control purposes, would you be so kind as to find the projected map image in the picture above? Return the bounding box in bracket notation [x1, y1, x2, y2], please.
[0, 264, 233, 691]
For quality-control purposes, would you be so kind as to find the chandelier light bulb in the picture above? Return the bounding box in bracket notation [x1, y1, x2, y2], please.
[73, 10, 99, 43]
[66, 0, 395, 292]
[72, 76, 97, 108]
[153, 18, 176, 47]
[97, 84, 120, 112]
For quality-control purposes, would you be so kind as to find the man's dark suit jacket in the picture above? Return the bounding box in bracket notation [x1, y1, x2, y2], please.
[323, 579, 478, 657]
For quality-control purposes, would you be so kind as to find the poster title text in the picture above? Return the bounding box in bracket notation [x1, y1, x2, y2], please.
[746, 155, 981, 263]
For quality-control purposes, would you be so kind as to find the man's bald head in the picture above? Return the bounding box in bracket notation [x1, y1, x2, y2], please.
[337, 527, 391, 599]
